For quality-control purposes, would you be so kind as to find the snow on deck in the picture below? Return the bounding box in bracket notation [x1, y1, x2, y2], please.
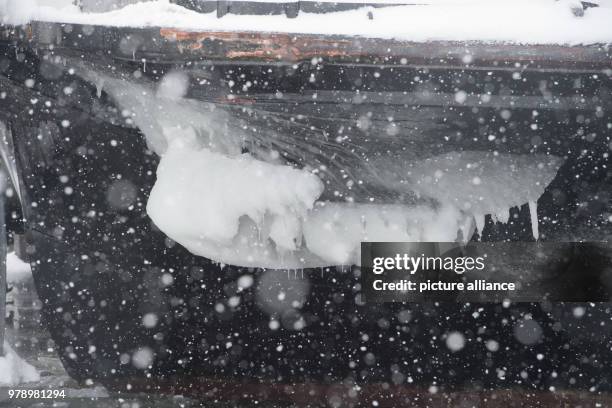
[1, 0, 612, 45]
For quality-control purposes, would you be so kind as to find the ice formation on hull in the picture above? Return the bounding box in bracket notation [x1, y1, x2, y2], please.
[146, 136, 326, 268]
[147, 142, 562, 268]
[76, 67, 563, 269]
[147, 136, 473, 268]
[74, 67, 242, 156]
[384, 151, 563, 240]
[302, 202, 466, 266]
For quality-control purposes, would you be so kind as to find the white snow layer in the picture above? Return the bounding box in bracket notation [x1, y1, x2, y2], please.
[2, 0, 612, 45]
[7, 252, 32, 284]
[0, 343, 40, 385]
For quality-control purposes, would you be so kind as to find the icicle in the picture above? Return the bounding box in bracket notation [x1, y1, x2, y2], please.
[458, 215, 475, 243]
[528, 200, 539, 240]
[95, 78, 104, 98]
[474, 214, 485, 238]
[497, 207, 510, 224]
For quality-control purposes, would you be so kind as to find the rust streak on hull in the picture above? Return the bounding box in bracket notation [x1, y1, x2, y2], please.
[160, 28, 356, 62]
[158, 27, 611, 70]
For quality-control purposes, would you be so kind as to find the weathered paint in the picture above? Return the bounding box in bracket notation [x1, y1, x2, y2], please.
[159, 28, 353, 62]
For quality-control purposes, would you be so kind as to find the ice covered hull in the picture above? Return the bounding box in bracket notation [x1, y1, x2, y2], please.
[1, 22, 612, 404]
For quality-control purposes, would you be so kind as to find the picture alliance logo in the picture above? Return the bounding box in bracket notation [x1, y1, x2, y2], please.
[372, 253, 486, 275]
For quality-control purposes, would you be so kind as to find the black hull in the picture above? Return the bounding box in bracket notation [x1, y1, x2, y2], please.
[1, 24, 612, 404]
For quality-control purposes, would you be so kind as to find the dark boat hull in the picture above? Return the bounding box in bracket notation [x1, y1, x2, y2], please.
[1, 22, 612, 405]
